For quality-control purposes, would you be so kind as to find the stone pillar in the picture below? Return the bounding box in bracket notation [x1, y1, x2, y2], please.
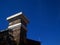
[6, 12, 29, 45]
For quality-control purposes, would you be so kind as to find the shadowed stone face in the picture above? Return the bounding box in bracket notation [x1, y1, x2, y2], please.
[9, 19, 21, 26]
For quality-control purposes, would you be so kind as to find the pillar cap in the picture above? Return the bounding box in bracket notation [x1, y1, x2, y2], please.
[6, 12, 22, 20]
[6, 12, 29, 23]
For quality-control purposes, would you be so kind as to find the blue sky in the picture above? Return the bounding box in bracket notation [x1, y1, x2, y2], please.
[0, 0, 60, 45]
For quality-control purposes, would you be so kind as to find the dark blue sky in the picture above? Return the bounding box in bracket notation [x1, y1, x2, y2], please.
[0, 0, 60, 45]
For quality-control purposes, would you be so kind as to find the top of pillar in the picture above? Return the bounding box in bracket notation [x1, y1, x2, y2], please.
[6, 12, 29, 23]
